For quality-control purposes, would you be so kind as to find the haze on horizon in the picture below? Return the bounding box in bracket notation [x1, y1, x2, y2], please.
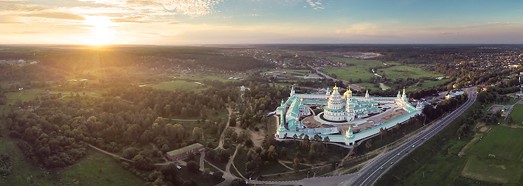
[1, 0, 522, 45]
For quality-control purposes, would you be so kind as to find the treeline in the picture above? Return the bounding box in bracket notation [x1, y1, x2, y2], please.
[218, 131, 349, 178]
[7, 112, 87, 168]
[423, 94, 468, 122]
[6, 89, 227, 170]
[236, 82, 289, 129]
[355, 116, 424, 154]
[106, 86, 229, 119]
[0, 86, 5, 105]
[29, 46, 272, 72]
[377, 46, 508, 64]
[0, 46, 274, 85]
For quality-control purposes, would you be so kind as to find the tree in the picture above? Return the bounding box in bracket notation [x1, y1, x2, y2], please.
[192, 127, 203, 141]
[183, 180, 198, 186]
[132, 154, 154, 171]
[122, 147, 140, 159]
[508, 116, 514, 125]
[230, 113, 237, 127]
[244, 139, 254, 148]
[187, 160, 200, 173]
[231, 179, 246, 186]
[213, 171, 223, 182]
[161, 144, 170, 152]
[293, 157, 300, 171]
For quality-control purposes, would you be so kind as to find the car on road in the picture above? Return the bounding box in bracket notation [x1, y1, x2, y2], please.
[412, 144, 416, 148]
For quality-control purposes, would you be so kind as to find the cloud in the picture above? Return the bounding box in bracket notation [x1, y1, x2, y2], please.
[160, 0, 224, 17]
[24, 12, 85, 20]
[306, 0, 323, 10]
[77, 0, 127, 6]
[335, 23, 382, 35]
[126, 0, 160, 6]
[0, 1, 47, 12]
[112, 15, 146, 23]
[74, 0, 224, 18]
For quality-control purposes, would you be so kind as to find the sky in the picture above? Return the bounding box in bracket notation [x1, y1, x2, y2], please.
[1, 0, 523, 45]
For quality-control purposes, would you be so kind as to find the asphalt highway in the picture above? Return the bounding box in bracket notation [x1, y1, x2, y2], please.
[348, 87, 477, 186]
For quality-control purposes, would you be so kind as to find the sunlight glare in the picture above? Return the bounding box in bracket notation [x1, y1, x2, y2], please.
[84, 16, 115, 46]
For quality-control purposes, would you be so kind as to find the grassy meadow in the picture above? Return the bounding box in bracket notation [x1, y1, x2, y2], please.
[58, 151, 145, 186]
[378, 102, 523, 186]
[324, 58, 443, 91]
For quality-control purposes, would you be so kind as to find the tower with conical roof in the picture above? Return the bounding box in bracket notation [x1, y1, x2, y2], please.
[323, 85, 346, 121]
[343, 86, 353, 99]
[345, 126, 355, 139]
[345, 94, 355, 121]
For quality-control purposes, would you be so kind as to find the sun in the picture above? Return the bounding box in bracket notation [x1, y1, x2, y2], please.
[83, 16, 115, 46]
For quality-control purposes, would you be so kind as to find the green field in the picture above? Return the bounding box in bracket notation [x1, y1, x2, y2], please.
[407, 79, 448, 91]
[324, 58, 442, 84]
[59, 151, 145, 186]
[0, 124, 144, 186]
[177, 73, 244, 82]
[0, 137, 55, 186]
[461, 126, 523, 183]
[419, 79, 447, 88]
[508, 104, 523, 124]
[150, 80, 207, 91]
[5, 88, 44, 103]
[468, 126, 523, 161]
[324, 58, 384, 82]
[378, 65, 442, 80]
[358, 83, 380, 91]
[378, 102, 523, 186]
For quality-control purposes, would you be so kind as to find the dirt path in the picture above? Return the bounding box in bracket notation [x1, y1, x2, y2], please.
[338, 148, 355, 168]
[225, 146, 239, 176]
[87, 144, 133, 163]
[170, 118, 205, 122]
[232, 160, 246, 180]
[89, 142, 189, 167]
[458, 134, 482, 157]
[216, 107, 233, 150]
[215, 145, 240, 186]
[199, 150, 205, 172]
[278, 160, 294, 171]
[502, 98, 521, 120]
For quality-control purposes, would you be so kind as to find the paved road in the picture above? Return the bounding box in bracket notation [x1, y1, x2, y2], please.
[347, 87, 477, 186]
